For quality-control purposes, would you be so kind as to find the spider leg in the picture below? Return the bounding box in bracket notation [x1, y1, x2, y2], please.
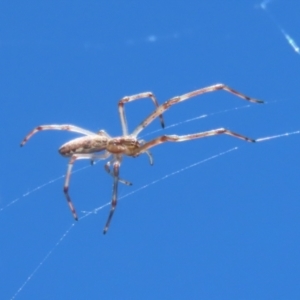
[132, 84, 264, 137]
[133, 128, 255, 155]
[103, 161, 120, 234]
[144, 150, 154, 165]
[64, 153, 110, 220]
[118, 92, 165, 136]
[104, 161, 132, 186]
[138, 139, 154, 165]
[64, 155, 81, 220]
[21, 124, 97, 146]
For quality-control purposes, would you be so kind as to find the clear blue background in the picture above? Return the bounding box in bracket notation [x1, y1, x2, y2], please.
[1, 1, 300, 299]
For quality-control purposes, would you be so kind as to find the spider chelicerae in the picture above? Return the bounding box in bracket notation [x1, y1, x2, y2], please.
[21, 83, 263, 234]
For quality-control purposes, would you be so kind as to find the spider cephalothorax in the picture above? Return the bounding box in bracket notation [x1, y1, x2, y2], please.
[21, 84, 263, 234]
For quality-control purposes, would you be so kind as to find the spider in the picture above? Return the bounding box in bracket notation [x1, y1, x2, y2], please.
[21, 83, 263, 234]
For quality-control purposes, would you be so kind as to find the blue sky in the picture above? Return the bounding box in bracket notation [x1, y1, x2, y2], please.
[1, 1, 300, 299]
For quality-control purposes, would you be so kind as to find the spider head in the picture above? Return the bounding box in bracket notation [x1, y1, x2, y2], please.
[106, 136, 141, 156]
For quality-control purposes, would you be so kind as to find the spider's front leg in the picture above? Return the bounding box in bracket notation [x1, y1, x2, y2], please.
[133, 128, 256, 155]
[118, 92, 165, 136]
[132, 84, 264, 137]
[103, 161, 120, 234]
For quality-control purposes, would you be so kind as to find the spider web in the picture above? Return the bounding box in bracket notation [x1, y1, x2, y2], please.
[259, 0, 300, 55]
[6, 119, 300, 300]
[7, 105, 300, 299]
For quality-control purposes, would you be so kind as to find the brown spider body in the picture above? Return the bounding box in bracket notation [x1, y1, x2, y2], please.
[21, 83, 263, 234]
[106, 136, 141, 155]
[59, 135, 142, 157]
[59, 135, 108, 157]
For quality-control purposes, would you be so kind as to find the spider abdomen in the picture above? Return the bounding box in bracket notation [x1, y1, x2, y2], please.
[59, 135, 108, 156]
